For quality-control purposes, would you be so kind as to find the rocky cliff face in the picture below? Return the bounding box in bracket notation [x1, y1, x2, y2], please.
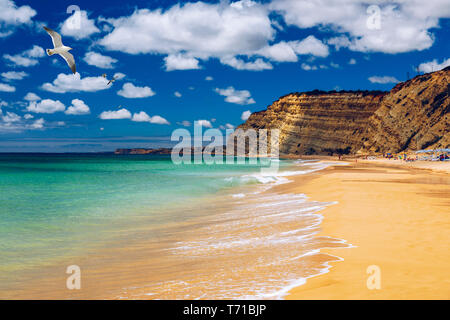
[237, 90, 386, 155]
[236, 67, 449, 155]
[361, 67, 449, 153]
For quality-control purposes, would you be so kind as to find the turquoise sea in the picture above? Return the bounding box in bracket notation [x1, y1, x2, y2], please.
[0, 154, 348, 299]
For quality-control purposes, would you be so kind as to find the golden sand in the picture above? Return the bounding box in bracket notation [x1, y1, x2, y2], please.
[284, 160, 450, 299]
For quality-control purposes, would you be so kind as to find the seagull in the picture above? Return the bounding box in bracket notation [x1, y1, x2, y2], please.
[102, 73, 117, 86]
[43, 26, 76, 74]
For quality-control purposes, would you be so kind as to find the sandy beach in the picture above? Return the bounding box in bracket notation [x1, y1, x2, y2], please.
[283, 160, 450, 299]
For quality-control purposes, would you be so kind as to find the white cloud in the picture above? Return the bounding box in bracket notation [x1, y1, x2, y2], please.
[417, 58, 450, 73]
[0, 0, 36, 37]
[42, 73, 109, 93]
[131, 111, 169, 125]
[271, 0, 450, 54]
[65, 99, 90, 115]
[99, 108, 132, 120]
[301, 63, 317, 71]
[2, 111, 20, 122]
[368, 76, 400, 84]
[225, 123, 235, 129]
[196, 120, 212, 128]
[24, 92, 40, 101]
[215, 86, 255, 105]
[30, 118, 44, 129]
[27, 99, 65, 114]
[174, 91, 182, 98]
[99, 1, 276, 71]
[205, 76, 213, 81]
[348, 58, 357, 65]
[0, 83, 15, 92]
[1, 71, 28, 81]
[220, 57, 272, 71]
[258, 41, 298, 62]
[164, 54, 200, 71]
[60, 10, 100, 40]
[24, 113, 33, 119]
[113, 72, 126, 80]
[117, 82, 155, 98]
[241, 110, 252, 121]
[3, 45, 45, 67]
[83, 52, 117, 69]
[288, 36, 329, 57]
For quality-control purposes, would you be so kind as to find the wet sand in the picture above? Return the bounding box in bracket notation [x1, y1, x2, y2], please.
[284, 161, 450, 299]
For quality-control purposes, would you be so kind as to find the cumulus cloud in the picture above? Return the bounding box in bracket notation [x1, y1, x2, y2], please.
[164, 54, 201, 71]
[368, 76, 400, 84]
[117, 82, 155, 98]
[3, 45, 45, 67]
[27, 99, 65, 114]
[272, 0, 450, 54]
[1, 71, 28, 81]
[30, 118, 44, 129]
[220, 57, 272, 71]
[60, 10, 100, 40]
[83, 52, 117, 69]
[241, 110, 252, 121]
[205, 76, 213, 81]
[2, 111, 20, 123]
[41, 73, 110, 93]
[99, 108, 132, 120]
[99, 1, 277, 71]
[131, 111, 169, 124]
[65, 99, 90, 115]
[215, 86, 255, 105]
[174, 91, 182, 98]
[23, 113, 33, 119]
[24, 92, 40, 101]
[0, 0, 36, 37]
[196, 120, 212, 128]
[417, 58, 450, 73]
[301, 63, 318, 71]
[288, 36, 329, 57]
[349, 58, 357, 65]
[0, 83, 15, 92]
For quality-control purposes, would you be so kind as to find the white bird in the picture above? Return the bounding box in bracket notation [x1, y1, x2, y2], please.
[43, 26, 76, 74]
[102, 73, 117, 86]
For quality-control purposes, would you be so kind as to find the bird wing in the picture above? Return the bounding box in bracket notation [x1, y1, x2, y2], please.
[59, 51, 76, 74]
[43, 26, 63, 48]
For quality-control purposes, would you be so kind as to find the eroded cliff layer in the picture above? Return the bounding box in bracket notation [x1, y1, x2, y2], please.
[361, 67, 449, 153]
[237, 90, 386, 155]
[237, 67, 449, 155]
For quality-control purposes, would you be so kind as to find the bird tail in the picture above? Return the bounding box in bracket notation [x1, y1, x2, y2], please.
[46, 49, 54, 56]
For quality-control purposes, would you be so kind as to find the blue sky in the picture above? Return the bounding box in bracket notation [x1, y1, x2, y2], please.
[0, 0, 449, 152]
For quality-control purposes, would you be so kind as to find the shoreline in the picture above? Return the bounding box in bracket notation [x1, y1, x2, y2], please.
[279, 160, 450, 299]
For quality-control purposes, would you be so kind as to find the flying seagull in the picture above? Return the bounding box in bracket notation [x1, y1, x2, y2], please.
[43, 26, 76, 74]
[102, 73, 117, 86]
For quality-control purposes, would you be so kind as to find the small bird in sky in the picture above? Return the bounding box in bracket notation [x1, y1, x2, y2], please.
[43, 26, 76, 74]
[102, 73, 118, 86]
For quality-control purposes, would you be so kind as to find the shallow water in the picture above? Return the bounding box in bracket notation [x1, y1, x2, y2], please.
[0, 154, 350, 299]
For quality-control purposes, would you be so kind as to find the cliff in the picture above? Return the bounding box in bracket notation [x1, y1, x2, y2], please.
[361, 67, 449, 153]
[236, 67, 449, 155]
[237, 90, 386, 155]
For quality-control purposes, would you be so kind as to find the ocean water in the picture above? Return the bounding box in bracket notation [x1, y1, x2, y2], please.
[0, 153, 349, 299]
